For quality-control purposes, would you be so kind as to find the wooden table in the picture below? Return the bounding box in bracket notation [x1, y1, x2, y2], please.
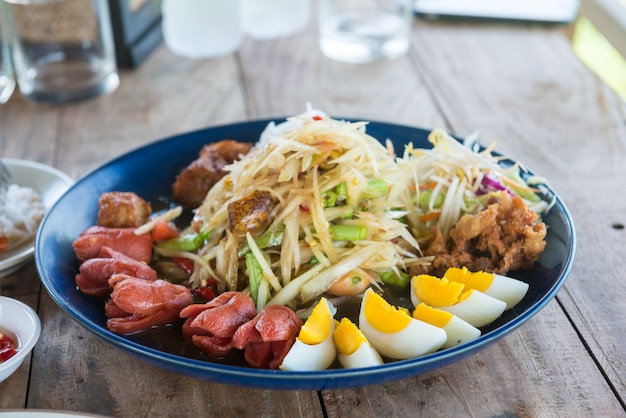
[2, 12, 625, 418]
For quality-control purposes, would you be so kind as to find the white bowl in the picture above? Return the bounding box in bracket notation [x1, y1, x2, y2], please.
[0, 159, 73, 278]
[0, 296, 41, 382]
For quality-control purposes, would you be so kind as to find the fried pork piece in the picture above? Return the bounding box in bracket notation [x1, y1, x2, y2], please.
[414, 191, 547, 277]
[97, 192, 152, 228]
[172, 140, 253, 209]
[227, 190, 274, 237]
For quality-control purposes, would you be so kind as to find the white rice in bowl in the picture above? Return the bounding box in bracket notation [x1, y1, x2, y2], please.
[0, 184, 46, 253]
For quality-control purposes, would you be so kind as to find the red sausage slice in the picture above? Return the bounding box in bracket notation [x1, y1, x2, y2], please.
[73, 226, 153, 263]
[231, 305, 302, 369]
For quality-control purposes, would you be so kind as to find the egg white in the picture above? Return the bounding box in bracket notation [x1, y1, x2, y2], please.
[280, 330, 336, 371]
[280, 299, 337, 371]
[337, 341, 384, 369]
[484, 274, 529, 309]
[359, 308, 446, 360]
[440, 290, 506, 328]
[440, 315, 481, 349]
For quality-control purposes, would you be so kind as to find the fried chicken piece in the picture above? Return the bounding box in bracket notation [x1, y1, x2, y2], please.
[172, 140, 253, 209]
[97, 192, 152, 228]
[413, 191, 547, 277]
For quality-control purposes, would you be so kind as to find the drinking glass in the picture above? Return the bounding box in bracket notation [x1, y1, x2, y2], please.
[0, 1, 15, 104]
[4, 0, 119, 103]
[319, 0, 413, 64]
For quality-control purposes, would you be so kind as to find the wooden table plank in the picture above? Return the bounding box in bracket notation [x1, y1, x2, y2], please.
[237, 17, 626, 416]
[323, 302, 622, 417]
[1, 11, 624, 417]
[23, 293, 322, 417]
[238, 21, 447, 129]
[410, 20, 626, 405]
[0, 99, 60, 166]
[50, 46, 250, 179]
[0, 43, 326, 417]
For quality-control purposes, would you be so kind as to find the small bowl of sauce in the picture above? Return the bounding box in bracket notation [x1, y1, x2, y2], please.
[0, 296, 41, 383]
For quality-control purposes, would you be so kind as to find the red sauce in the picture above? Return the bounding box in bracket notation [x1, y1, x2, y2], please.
[0, 327, 18, 363]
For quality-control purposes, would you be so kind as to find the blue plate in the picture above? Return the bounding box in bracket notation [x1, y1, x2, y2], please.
[35, 119, 576, 390]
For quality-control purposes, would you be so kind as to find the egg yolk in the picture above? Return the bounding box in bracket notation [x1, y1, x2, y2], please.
[444, 267, 493, 292]
[333, 318, 366, 355]
[363, 290, 411, 333]
[412, 274, 465, 307]
[412, 303, 453, 328]
[299, 298, 333, 345]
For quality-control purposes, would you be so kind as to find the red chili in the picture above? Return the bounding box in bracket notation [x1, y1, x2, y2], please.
[172, 257, 195, 275]
[193, 286, 216, 302]
[0, 346, 17, 362]
[0, 332, 13, 348]
[312, 115, 323, 121]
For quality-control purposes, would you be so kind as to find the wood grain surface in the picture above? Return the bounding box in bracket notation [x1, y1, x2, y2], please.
[0, 10, 624, 418]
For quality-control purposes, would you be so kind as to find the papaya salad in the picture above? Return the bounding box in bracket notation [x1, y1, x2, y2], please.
[72, 108, 551, 370]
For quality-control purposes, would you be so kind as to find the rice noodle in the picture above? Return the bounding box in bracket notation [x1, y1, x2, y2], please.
[0, 184, 46, 253]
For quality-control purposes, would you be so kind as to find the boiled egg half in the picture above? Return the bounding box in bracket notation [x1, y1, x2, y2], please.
[411, 274, 506, 328]
[359, 288, 446, 360]
[280, 297, 337, 371]
[412, 303, 481, 349]
[333, 317, 384, 369]
[443, 267, 529, 309]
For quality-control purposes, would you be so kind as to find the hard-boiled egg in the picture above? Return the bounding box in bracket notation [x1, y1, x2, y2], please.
[358, 288, 446, 360]
[443, 267, 529, 309]
[411, 274, 506, 328]
[412, 303, 481, 349]
[280, 297, 337, 371]
[333, 317, 383, 369]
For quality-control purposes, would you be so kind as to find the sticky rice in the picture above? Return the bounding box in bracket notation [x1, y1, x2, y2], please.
[0, 184, 46, 253]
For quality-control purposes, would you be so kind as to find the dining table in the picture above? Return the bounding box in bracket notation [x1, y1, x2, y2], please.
[1, 7, 625, 418]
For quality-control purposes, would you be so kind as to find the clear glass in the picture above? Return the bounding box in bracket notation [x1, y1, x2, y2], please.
[162, 0, 242, 59]
[319, 0, 413, 63]
[4, 0, 119, 103]
[241, 0, 311, 40]
[0, 1, 15, 104]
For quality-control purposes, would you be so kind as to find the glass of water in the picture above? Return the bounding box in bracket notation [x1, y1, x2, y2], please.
[0, 1, 15, 104]
[4, 0, 119, 104]
[319, 0, 413, 64]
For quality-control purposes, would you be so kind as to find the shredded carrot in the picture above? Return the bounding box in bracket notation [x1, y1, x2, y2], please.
[419, 181, 438, 191]
[501, 176, 540, 192]
[419, 212, 441, 222]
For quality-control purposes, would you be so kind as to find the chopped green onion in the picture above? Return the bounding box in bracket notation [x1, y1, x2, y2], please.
[245, 252, 263, 305]
[157, 233, 204, 251]
[505, 171, 542, 202]
[256, 224, 285, 248]
[199, 226, 214, 241]
[323, 205, 354, 221]
[362, 178, 388, 198]
[321, 191, 337, 207]
[238, 224, 285, 257]
[418, 189, 445, 209]
[330, 224, 368, 241]
[378, 270, 410, 288]
[334, 182, 347, 200]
